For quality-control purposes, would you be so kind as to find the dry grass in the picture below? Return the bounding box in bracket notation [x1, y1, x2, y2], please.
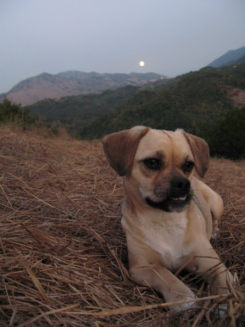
[0, 127, 244, 326]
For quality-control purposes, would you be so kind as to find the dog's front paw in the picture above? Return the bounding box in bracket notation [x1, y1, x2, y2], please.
[171, 296, 197, 312]
[214, 302, 228, 319]
[227, 271, 240, 291]
[232, 272, 239, 288]
[211, 226, 220, 240]
[180, 296, 197, 309]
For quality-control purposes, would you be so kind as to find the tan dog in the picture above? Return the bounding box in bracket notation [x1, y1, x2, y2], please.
[103, 126, 234, 311]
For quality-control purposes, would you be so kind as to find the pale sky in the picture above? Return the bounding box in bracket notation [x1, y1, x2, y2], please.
[1, 0, 245, 94]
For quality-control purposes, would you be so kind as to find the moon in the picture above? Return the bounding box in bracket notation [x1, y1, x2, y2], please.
[139, 61, 145, 67]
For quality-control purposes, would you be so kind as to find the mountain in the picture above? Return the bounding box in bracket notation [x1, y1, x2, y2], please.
[208, 45, 245, 68]
[1, 71, 166, 106]
[79, 63, 245, 139]
[26, 85, 142, 133]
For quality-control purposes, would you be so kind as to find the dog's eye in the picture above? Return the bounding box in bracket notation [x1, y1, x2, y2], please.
[183, 161, 194, 172]
[143, 158, 161, 170]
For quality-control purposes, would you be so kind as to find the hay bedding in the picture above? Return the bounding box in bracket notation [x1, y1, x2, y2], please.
[0, 128, 244, 327]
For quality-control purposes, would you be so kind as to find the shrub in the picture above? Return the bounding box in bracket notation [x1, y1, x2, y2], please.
[208, 107, 245, 159]
[0, 98, 37, 127]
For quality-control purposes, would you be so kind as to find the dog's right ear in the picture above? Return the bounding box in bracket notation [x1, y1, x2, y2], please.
[183, 132, 210, 178]
[102, 126, 150, 176]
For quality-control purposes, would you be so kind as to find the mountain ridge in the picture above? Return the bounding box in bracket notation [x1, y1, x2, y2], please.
[1, 71, 166, 106]
[208, 45, 245, 68]
[2, 45, 245, 107]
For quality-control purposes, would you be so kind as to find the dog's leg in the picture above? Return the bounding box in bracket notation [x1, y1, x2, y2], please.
[188, 244, 237, 317]
[188, 244, 233, 295]
[130, 265, 196, 311]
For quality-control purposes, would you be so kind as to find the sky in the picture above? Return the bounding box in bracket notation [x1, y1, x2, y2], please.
[1, 0, 245, 94]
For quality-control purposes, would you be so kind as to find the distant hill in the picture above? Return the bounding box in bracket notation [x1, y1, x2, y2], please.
[79, 63, 245, 139]
[208, 45, 245, 68]
[26, 85, 142, 133]
[1, 71, 166, 106]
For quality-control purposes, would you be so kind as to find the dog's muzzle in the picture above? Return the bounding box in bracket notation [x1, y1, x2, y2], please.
[146, 176, 192, 212]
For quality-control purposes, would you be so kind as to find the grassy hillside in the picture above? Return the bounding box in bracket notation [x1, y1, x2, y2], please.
[27, 85, 141, 134]
[80, 63, 245, 139]
[0, 128, 244, 326]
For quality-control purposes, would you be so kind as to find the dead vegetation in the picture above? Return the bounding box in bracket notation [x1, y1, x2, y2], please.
[0, 127, 244, 326]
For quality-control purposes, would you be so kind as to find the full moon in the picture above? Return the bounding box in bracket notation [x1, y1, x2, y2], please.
[139, 61, 145, 67]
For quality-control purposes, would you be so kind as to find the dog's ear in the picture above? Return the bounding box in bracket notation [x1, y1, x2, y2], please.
[102, 126, 150, 176]
[183, 132, 210, 178]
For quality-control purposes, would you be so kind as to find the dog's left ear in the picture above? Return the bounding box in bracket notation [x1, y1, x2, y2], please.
[183, 133, 210, 178]
[102, 126, 150, 176]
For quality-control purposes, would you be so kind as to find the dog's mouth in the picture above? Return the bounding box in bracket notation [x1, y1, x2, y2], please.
[170, 195, 188, 201]
[146, 193, 192, 212]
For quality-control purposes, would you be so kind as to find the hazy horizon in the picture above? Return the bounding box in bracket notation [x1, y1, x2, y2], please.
[1, 0, 245, 94]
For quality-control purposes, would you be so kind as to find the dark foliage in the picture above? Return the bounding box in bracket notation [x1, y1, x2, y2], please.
[0, 98, 37, 126]
[207, 107, 245, 159]
[80, 64, 245, 140]
[27, 86, 141, 134]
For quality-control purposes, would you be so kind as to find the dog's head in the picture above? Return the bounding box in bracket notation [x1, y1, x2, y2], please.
[103, 126, 209, 213]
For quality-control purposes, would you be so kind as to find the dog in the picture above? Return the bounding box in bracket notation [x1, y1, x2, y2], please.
[102, 126, 236, 311]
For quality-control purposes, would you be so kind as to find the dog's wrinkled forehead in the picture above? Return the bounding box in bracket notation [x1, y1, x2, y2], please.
[134, 129, 194, 163]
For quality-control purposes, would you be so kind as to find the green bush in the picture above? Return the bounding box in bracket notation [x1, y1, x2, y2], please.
[0, 98, 37, 126]
[208, 107, 245, 159]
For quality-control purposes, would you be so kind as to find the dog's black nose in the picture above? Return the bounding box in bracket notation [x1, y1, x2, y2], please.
[171, 176, 190, 194]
